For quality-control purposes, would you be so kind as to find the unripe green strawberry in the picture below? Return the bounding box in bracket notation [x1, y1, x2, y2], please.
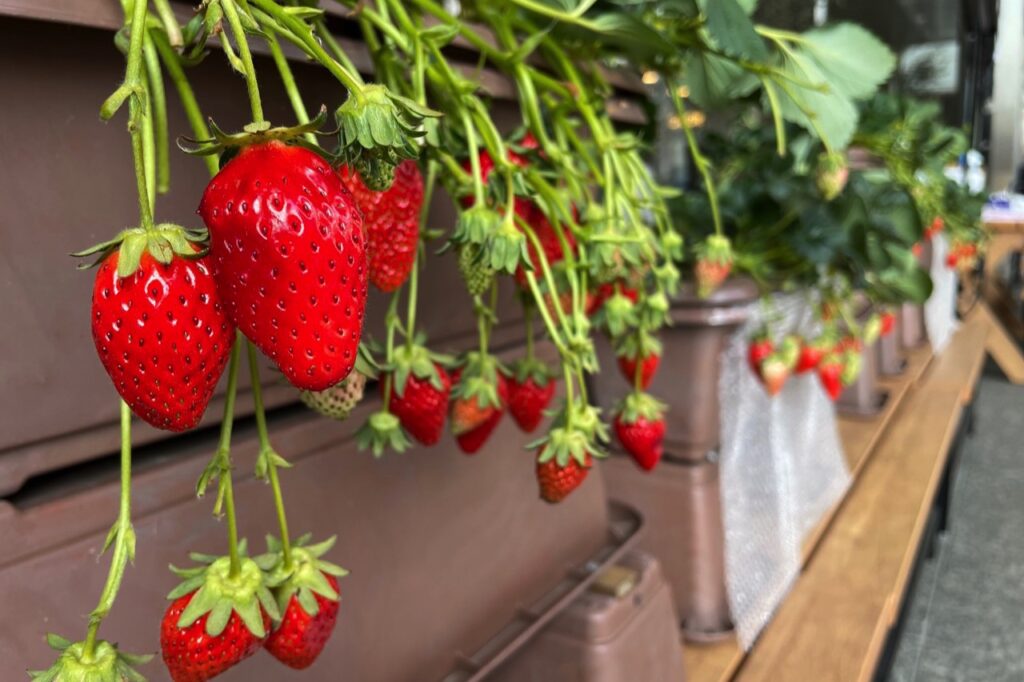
[299, 372, 367, 421]
[458, 243, 494, 297]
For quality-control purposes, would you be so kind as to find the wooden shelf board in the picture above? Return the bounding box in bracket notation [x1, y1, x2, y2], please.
[683, 317, 988, 682]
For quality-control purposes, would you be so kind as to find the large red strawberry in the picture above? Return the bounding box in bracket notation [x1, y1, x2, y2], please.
[537, 451, 593, 503]
[339, 159, 423, 293]
[83, 227, 234, 431]
[508, 359, 556, 433]
[613, 393, 667, 471]
[161, 556, 277, 682]
[263, 535, 347, 670]
[386, 359, 451, 446]
[199, 141, 367, 391]
[534, 424, 598, 503]
[795, 335, 831, 374]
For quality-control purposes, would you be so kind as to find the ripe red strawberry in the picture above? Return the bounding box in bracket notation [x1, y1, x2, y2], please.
[912, 242, 924, 258]
[760, 355, 790, 396]
[454, 371, 509, 454]
[266, 573, 340, 669]
[386, 361, 451, 446]
[161, 555, 278, 682]
[508, 360, 556, 433]
[87, 230, 234, 432]
[617, 351, 660, 390]
[747, 334, 774, 378]
[339, 159, 423, 293]
[880, 311, 896, 336]
[199, 141, 367, 391]
[161, 592, 270, 682]
[925, 216, 944, 240]
[818, 355, 844, 401]
[537, 452, 593, 503]
[795, 342, 825, 374]
[613, 393, 667, 471]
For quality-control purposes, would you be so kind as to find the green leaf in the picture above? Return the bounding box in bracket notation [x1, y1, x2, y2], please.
[684, 51, 760, 109]
[800, 23, 896, 101]
[700, 0, 768, 61]
[770, 50, 859, 150]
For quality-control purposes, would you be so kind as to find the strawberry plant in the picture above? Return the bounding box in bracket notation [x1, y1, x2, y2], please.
[30, 0, 917, 676]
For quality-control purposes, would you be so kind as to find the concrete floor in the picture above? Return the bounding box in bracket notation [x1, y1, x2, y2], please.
[887, 373, 1024, 681]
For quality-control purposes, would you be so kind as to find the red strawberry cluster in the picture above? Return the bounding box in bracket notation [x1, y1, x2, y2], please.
[946, 241, 979, 269]
[748, 328, 866, 402]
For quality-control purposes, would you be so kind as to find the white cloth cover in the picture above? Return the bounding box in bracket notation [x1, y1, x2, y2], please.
[924, 234, 959, 354]
[718, 294, 851, 649]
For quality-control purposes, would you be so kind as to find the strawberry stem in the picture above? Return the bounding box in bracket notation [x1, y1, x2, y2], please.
[462, 110, 487, 206]
[247, 342, 293, 570]
[669, 79, 723, 238]
[264, 29, 316, 145]
[221, 0, 265, 124]
[82, 400, 134, 660]
[382, 293, 402, 407]
[216, 335, 245, 578]
[524, 302, 535, 363]
[405, 162, 436, 353]
[152, 30, 219, 176]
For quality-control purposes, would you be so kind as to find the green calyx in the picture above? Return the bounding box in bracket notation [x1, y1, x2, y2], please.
[601, 292, 638, 338]
[73, 224, 207, 276]
[532, 424, 597, 468]
[614, 331, 662, 364]
[257, 535, 348, 619]
[452, 352, 506, 409]
[335, 84, 440, 191]
[28, 635, 151, 682]
[451, 205, 502, 247]
[487, 219, 531, 275]
[512, 357, 554, 387]
[695, 234, 733, 265]
[177, 108, 330, 158]
[356, 410, 411, 457]
[387, 343, 453, 398]
[167, 555, 280, 639]
[616, 392, 666, 424]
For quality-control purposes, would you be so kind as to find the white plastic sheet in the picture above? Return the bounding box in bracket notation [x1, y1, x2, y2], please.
[925, 234, 959, 354]
[718, 294, 851, 649]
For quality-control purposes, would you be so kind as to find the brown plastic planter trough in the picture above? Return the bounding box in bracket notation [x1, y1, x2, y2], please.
[592, 278, 759, 640]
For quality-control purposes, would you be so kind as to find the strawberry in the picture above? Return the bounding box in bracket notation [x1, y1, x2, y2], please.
[816, 151, 849, 200]
[925, 216, 944, 240]
[458, 243, 495, 297]
[841, 348, 863, 386]
[28, 635, 150, 681]
[694, 235, 733, 298]
[339, 159, 423, 292]
[199, 141, 368, 392]
[795, 340, 826, 374]
[161, 556, 278, 682]
[507, 359, 556, 433]
[759, 354, 790, 396]
[912, 242, 924, 258]
[80, 226, 234, 432]
[461, 134, 575, 286]
[818, 355, 844, 401]
[536, 453, 592, 503]
[613, 393, 667, 471]
[747, 333, 774, 378]
[452, 356, 509, 454]
[300, 371, 366, 421]
[880, 311, 896, 336]
[386, 353, 452, 446]
[262, 535, 348, 670]
[617, 352, 660, 390]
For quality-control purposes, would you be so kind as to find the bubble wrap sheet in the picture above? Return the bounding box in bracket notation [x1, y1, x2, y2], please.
[718, 294, 851, 649]
[925, 234, 959, 354]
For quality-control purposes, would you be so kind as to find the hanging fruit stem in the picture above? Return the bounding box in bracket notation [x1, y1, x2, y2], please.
[247, 341, 293, 571]
[406, 162, 437, 352]
[217, 336, 245, 578]
[221, 0, 265, 124]
[81, 400, 134, 661]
